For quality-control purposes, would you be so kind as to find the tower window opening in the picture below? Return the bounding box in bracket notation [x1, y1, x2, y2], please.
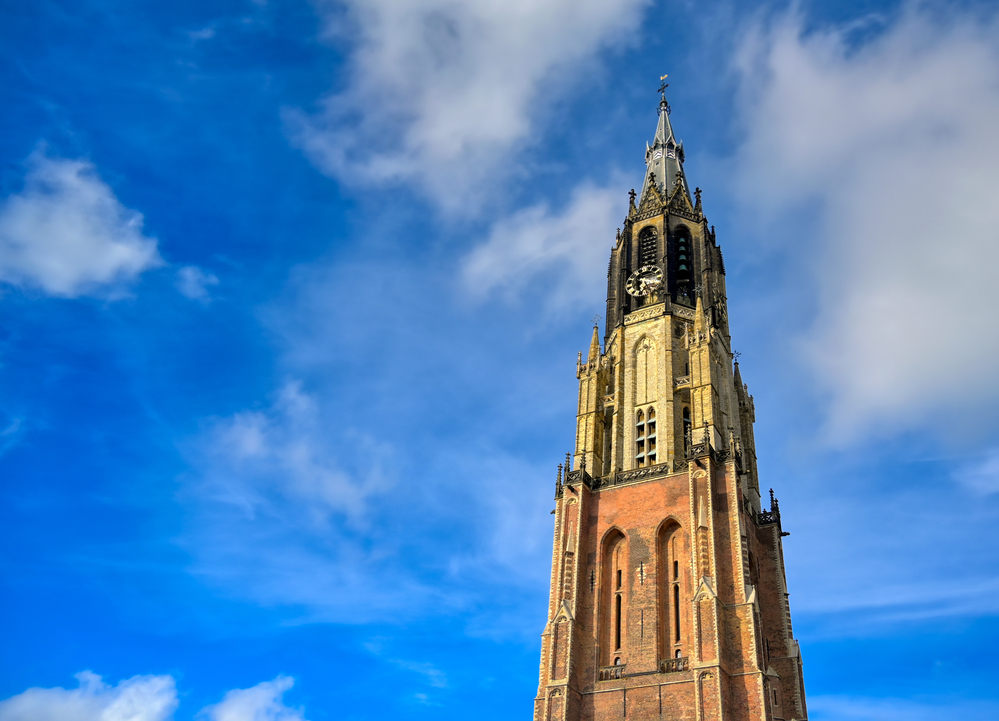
[647, 408, 656, 464]
[682, 407, 692, 454]
[639, 227, 658, 267]
[674, 584, 681, 642]
[615, 594, 622, 650]
[603, 408, 614, 477]
[636, 410, 646, 467]
[604, 533, 627, 664]
[673, 560, 678, 580]
[675, 649, 682, 658]
[674, 229, 692, 287]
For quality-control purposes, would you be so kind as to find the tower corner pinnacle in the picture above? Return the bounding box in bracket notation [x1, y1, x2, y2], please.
[587, 324, 601, 363]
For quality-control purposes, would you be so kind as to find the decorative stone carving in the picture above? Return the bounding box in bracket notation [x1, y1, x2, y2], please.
[624, 304, 665, 325]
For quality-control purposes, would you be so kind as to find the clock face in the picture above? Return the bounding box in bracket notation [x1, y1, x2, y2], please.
[626, 265, 664, 297]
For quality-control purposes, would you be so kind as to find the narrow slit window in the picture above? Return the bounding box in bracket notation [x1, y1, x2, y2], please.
[615, 595, 622, 650]
[674, 584, 681, 642]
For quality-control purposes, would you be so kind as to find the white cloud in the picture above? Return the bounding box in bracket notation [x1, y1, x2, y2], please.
[177, 265, 220, 301]
[0, 671, 177, 721]
[462, 183, 623, 310]
[198, 677, 305, 721]
[196, 381, 382, 520]
[0, 674, 312, 721]
[181, 381, 428, 620]
[731, 5, 999, 441]
[0, 150, 162, 297]
[285, 0, 649, 211]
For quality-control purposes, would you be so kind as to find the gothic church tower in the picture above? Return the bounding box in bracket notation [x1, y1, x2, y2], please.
[534, 89, 808, 721]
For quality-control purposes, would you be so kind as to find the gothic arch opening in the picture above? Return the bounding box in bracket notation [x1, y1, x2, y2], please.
[673, 225, 692, 297]
[657, 520, 685, 662]
[638, 226, 658, 267]
[600, 528, 628, 666]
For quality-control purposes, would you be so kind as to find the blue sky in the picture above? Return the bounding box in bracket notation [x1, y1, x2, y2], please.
[2, 0, 999, 719]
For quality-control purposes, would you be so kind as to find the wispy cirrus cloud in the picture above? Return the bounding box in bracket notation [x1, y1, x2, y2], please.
[0, 150, 162, 298]
[285, 0, 650, 212]
[731, 5, 999, 442]
[177, 265, 219, 302]
[461, 182, 624, 311]
[180, 381, 422, 620]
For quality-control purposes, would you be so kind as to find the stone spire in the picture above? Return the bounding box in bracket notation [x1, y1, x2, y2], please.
[587, 324, 601, 364]
[639, 91, 688, 203]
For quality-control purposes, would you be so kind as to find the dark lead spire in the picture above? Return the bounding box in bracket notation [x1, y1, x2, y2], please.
[639, 78, 688, 203]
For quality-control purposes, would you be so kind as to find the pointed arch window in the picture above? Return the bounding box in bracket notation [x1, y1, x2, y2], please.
[638, 227, 658, 267]
[635, 410, 645, 467]
[636, 407, 655, 467]
[682, 407, 692, 455]
[659, 523, 684, 660]
[674, 227, 692, 291]
[647, 408, 657, 465]
[602, 531, 628, 665]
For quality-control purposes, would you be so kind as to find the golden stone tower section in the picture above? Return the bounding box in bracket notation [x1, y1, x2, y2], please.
[535, 94, 807, 721]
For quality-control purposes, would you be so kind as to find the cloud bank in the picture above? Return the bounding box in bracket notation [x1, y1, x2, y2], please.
[286, 0, 650, 211]
[0, 671, 177, 721]
[732, 5, 999, 441]
[0, 151, 162, 297]
[0, 673, 307, 721]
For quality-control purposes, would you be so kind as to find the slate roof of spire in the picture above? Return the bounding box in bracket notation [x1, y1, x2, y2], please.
[639, 94, 689, 204]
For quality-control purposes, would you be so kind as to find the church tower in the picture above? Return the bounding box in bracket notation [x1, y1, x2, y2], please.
[534, 88, 808, 721]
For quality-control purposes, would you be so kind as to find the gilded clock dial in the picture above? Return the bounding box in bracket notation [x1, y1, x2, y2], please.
[626, 265, 664, 297]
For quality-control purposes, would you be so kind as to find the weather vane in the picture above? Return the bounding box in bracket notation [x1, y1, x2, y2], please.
[658, 74, 671, 115]
[591, 314, 602, 327]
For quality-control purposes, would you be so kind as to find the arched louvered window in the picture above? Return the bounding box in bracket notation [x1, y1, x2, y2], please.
[682, 407, 691, 455]
[675, 227, 692, 288]
[646, 408, 657, 465]
[638, 227, 658, 267]
[635, 410, 645, 468]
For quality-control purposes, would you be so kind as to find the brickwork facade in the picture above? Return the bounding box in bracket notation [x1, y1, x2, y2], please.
[534, 94, 808, 721]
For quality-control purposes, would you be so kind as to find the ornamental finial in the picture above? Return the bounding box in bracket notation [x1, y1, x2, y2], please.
[658, 74, 671, 115]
